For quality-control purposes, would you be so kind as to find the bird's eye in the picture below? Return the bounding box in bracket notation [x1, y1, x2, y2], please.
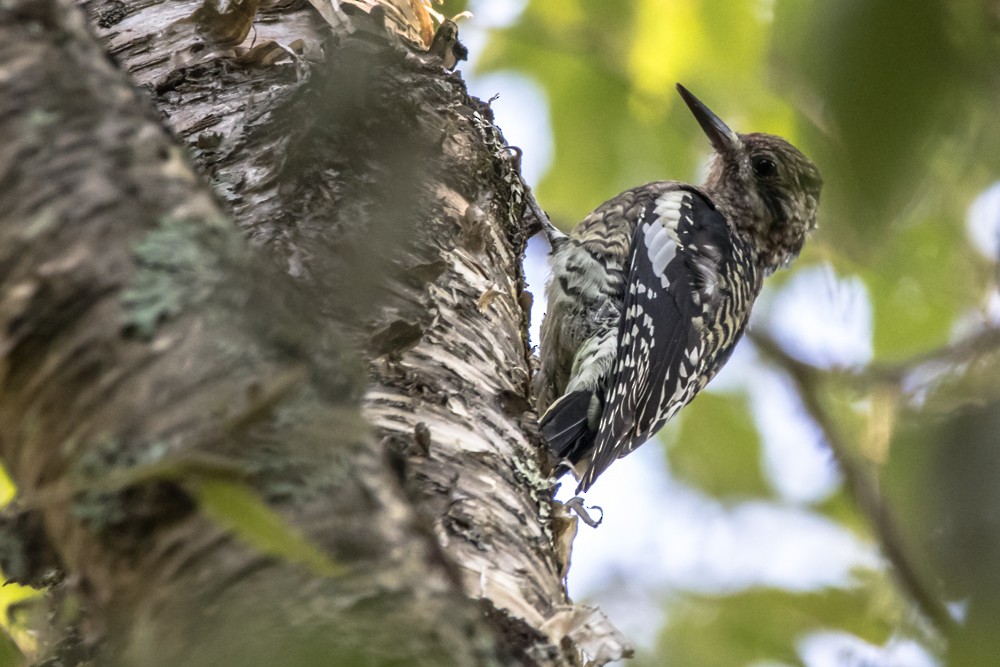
[752, 157, 778, 178]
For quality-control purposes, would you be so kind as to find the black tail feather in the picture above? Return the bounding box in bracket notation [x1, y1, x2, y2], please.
[539, 390, 597, 463]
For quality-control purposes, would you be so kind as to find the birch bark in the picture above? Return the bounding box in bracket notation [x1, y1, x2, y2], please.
[0, 1, 628, 664]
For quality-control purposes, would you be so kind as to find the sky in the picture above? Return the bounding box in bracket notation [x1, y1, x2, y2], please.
[458, 1, 1000, 664]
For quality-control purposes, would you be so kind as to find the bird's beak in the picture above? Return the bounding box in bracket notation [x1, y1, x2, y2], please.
[676, 84, 740, 153]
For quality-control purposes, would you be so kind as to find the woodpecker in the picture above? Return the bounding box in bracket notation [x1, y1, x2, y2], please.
[535, 84, 822, 493]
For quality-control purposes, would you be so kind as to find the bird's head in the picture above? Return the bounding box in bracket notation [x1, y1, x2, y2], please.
[677, 84, 822, 274]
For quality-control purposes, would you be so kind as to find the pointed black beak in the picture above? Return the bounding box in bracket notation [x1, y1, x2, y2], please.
[676, 83, 740, 153]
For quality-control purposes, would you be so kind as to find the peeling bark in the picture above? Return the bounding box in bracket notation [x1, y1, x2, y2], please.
[0, 0, 629, 664]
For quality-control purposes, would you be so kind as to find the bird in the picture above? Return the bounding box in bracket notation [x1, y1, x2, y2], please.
[534, 83, 822, 494]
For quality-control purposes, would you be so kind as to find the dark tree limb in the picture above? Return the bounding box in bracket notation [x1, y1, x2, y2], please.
[751, 332, 958, 637]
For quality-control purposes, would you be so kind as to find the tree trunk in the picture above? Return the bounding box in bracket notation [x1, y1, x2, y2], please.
[0, 1, 628, 665]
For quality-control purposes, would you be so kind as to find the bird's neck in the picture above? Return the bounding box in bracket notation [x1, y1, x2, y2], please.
[703, 183, 768, 260]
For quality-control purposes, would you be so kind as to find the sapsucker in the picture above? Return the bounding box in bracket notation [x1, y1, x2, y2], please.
[535, 84, 822, 493]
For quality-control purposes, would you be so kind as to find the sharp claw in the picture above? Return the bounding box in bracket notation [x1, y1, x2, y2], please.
[564, 496, 604, 528]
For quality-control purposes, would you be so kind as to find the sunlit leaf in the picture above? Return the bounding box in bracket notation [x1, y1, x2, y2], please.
[0, 580, 36, 664]
[0, 460, 38, 662]
[0, 463, 14, 506]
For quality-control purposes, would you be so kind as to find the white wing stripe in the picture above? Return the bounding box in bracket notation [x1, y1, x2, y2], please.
[652, 243, 676, 277]
[643, 222, 670, 258]
[653, 191, 687, 223]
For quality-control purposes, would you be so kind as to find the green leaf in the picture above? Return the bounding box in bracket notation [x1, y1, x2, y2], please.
[668, 391, 770, 499]
[190, 479, 345, 578]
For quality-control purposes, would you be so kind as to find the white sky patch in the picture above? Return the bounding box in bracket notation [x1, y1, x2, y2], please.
[761, 264, 873, 369]
[705, 335, 757, 391]
[743, 266, 869, 505]
[468, 0, 527, 28]
[749, 364, 841, 503]
[799, 632, 939, 667]
[966, 180, 1000, 260]
[988, 289, 1000, 325]
[524, 234, 551, 348]
[459, 0, 526, 63]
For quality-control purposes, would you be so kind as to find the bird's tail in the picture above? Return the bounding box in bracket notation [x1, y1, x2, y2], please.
[539, 390, 598, 464]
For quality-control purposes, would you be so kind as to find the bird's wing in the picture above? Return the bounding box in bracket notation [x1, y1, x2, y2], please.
[537, 182, 680, 460]
[577, 188, 734, 491]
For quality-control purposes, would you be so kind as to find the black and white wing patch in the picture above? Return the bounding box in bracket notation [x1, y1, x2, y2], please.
[578, 189, 734, 491]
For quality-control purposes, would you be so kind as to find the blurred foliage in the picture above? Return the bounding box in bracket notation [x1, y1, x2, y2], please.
[478, 0, 1000, 664]
[886, 391, 1000, 667]
[670, 392, 770, 499]
[480, 0, 1000, 356]
[643, 582, 903, 667]
[0, 625, 26, 667]
[861, 216, 982, 358]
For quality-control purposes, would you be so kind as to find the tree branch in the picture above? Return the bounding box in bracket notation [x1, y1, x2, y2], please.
[861, 326, 1000, 384]
[751, 332, 957, 637]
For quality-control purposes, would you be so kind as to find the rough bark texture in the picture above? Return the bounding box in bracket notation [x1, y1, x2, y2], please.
[0, 0, 629, 665]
